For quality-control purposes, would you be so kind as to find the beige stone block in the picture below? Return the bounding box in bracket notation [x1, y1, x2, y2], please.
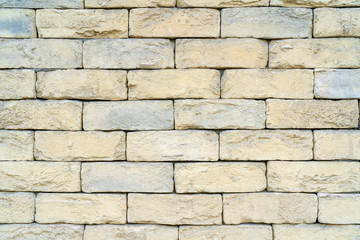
[175, 162, 266, 193]
[223, 193, 317, 224]
[35, 131, 125, 161]
[319, 193, 360, 224]
[220, 130, 313, 160]
[37, 9, 128, 38]
[128, 69, 220, 100]
[0, 70, 36, 100]
[0, 9, 36, 38]
[0, 161, 80, 192]
[83, 101, 173, 131]
[0, 224, 84, 240]
[271, 0, 360, 7]
[0, 39, 82, 69]
[0, 192, 34, 223]
[266, 100, 359, 129]
[130, 8, 219, 38]
[274, 224, 360, 240]
[0, 131, 33, 161]
[177, 0, 269, 7]
[127, 131, 219, 161]
[83, 39, 174, 69]
[0, 0, 83, 8]
[128, 194, 222, 225]
[82, 162, 173, 192]
[37, 70, 127, 100]
[175, 99, 265, 130]
[179, 225, 272, 240]
[268, 161, 360, 193]
[221, 69, 313, 99]
[36, 193, 126, 224]
[85, 0, 175, 8]
[269, 38, 360, 68]
[0, 100, 82, 130]
[176, 38, 268, 69]
[84, 225, 178, 240]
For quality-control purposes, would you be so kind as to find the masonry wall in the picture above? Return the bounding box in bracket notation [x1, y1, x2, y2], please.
[0, 0, 360, 239]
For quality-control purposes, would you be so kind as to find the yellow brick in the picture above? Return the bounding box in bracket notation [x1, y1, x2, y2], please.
[0, 70, 36, 99]
[0, 131, 33, 161]
[177, 0, 269, 7]
[271, 0, 360, 7]
[0, 192, 34, 223]
[85, 0, 175, 8]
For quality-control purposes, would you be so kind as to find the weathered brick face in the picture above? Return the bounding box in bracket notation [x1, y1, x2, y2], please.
[0, 0, 359, 239]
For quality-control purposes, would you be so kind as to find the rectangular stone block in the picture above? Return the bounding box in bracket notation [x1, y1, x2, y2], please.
[82, 162, 173, 192]
[0, 39, 82, 69]
[267, 161, 360, 193]
[179, 225, 272, 240]
[0, 0, 84, 8]
[85, 0, 175, 8]
[220, 130, 313, 160]
[0, 100, 82, 130]
[0, 9, 36, 38]
[0, 161, 80, 192]
[0, 224, 84, 240]
[222, 7, 311, 39]
[175, 99, 265, 130]
[175, 162, 266, 193]
[221, 69, 313, 99]
[36, 193, 126, 224]
[271, 0, 360, 7]
[177, 0, 269, 7]
[127, 131, 219, 161]
[315, 69, 360, 99]
[130, 8, 219, 38]
[0, 70, 36, 100]
[266, 100, 359, 129]
[176, 39, 268, 69]
[84, 225, 178, 240]
[37, 9, 128, 38]
[319, 193, 360, 224]
[223, 193, 317, 224]
[0, 192, 34, 223]
[128, 69, 220, 100]
[35, 131, 125, 161]
[0, 131, 33, 161]
[37, 70, 127, 100]
[128, 194, 222, 225]
[83, 101, 173, 131]
[269, 38, 360, 68]
[83, 39, 174, 69]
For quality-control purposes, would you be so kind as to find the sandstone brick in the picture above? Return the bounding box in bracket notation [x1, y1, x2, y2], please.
[0, 0, 83, 8]
[0, 9, 36, 38]
[266, 100, 359, 129]
[128, 69, 220, 100]
[269, 38, 360, 68]
[0, 161, 80, 192]
[176, 39, 268, 69]
[175, 100, 265, 130]
[222, 7, 311, 39]
[130, 8, 219, 38]
[37, 9, 128, 38]
[220, 130, 312, 160]
[84, 225, 178, 240]
[85, 0, 175, 8]
[175, 162, 266, 193]
[0, 39, 82, 69]
[223, 193, 317, 224]
[35, 131, 125, 161]
[36, 193, 126, 224]
[318, 193, 360, 224]
[177, 0, 269, 7]
[127, 131, 219, 161]
[0, 70, 36, 100]
[82, 162, 173, 192]
[0, 224, 84, 240]
[267, 161, 360, 193]
[83, 101, 173, 131]
[314, 69, 360, 99]
[0, 131, 33, 161]
[179, 225, 272, 240]
[274, 224, 360, 240]
[37, 70, 127, 100]
[128, 194, 222, 225]
[271, 0, 360, 7]
[222, 69, 313, 99]
[0, 192, 34, 223]
[0, 100, 82, 130]
[83, 39, 174, 69]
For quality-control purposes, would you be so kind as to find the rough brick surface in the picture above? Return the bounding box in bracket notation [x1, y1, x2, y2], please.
[0, 0, 84, 8]
[0, 131, 33, 161]
[0, 192, 35, 223]
[0, 70, 36, 100]
[271, 0, 360, 7]
[178, 0, 269, 7]
[0, 9, 36, 38]
[85, 0, 175, 8]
